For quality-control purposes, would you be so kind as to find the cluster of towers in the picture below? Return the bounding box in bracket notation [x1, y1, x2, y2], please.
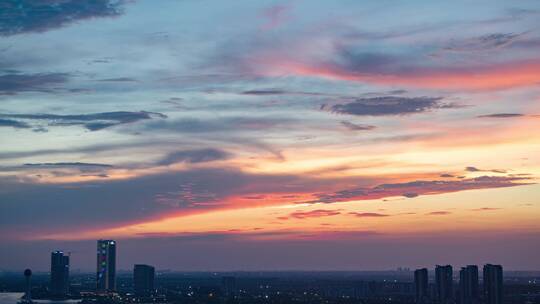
[23, 239, 155, 301]
[414, 264, 503, 304]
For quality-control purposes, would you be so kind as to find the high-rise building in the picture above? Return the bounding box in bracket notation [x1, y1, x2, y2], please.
[483, 264, 503, 304]
[435, 265, 453, 304]
[459, 265, 479, 304]
[23, 269, 32, 303]
[134, 264, 155, 297]
[50, 251, 70, 297]
[96, 240, 116, 292]
[414, 268, 429, 304]
[222, 276, 237, 297]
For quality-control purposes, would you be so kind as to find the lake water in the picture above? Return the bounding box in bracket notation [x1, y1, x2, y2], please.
[0, 294, 80, 304]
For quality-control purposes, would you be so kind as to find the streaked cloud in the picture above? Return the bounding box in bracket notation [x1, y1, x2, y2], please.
[313, 176, 531, 204]
[157, 148, 230, 166]
[427, 211, 451, 215]
[0, 0, 126, 36]
[0, 111, 166, 131]
[348, 212, 390, 218]
[442, 33, 524, 52]
[340, 121, 376, 131]
[0, 118, 30, 129]
[477, 113, 525, 118]
[0, 73, 69, 95]
[23, 162, 112, 168]
[465, 166, 507, 174]
[470, 207, 502, 212]
[330, 96, 453, 116]
[288, 209, 342, 219]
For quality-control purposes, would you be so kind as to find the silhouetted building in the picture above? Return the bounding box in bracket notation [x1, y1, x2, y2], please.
[459, 265, 479, 304]
[435, 265, 453, 304]
[50, 251, 70, 297]
[222, 276, 237, 297]
[483, 264, 503, 304]
[22, 269, 33, 303]
[134, 264, 155, 297]
[96, 240, 116, 292]
[415, 268, 429, 303]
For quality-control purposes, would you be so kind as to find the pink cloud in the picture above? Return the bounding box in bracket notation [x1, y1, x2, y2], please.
[289, 209, 341, 219]
[349, 212, 390, 218]
[427, 211, 451, 215]
[260, 4, 292, 30]
[255, 58, 540, 91]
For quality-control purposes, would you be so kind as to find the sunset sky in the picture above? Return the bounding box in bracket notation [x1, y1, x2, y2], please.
[1, 0, 540, 271]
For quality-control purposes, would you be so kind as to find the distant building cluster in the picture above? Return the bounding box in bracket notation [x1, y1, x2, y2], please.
[16, 242, 514, 304]
[20, 239, 156, 303]
[415, 264, 503, 304]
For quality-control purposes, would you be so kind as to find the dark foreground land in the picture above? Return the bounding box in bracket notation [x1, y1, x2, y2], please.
[1, 270, 539, 304]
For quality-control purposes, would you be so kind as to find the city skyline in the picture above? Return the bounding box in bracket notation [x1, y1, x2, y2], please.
[17, 242, 509, 304]
[5, 249, 522, 304]
[0, 240, 516, 274]
[1, 0, 540, 271]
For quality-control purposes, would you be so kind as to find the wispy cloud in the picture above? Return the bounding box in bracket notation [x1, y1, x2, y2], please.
[330, 96, 455, 116]
[348, 212, 390, 218]
[465, 166, 506, 174]
[442, 33, 524, 52]
[141, 116, 293, 134]
[470, 207, 502, 212]
[157, 149, 230, 166]
[312, 176, 531, 204]
[287, 209, 342, 219]
[477, 113, 525, 118]
[0, 73, 69, 95]
[426, 211, 451, 215]
[257, 56, 540, 91]
[340, 121, 376, 131]
[23, 162, 112, 168]
[96, 77, 138, 82]
[0, 0, 126, 36]
[0, 118, 30, 129]
[259, 4, 292, 30]
[0, 111, 167, 131]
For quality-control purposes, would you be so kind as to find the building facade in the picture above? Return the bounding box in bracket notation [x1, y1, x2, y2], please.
[414, 268, 429, 303]
[459, 265, 479, 304]
[483, 264, 503, 304]
[134, 264, 155, 297]
[50, 251, 70, 297]
[435, 265, 453, 304]
[96, 240, 116, 292]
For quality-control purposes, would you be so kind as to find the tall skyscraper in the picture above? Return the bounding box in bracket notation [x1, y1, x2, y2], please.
[459, 265, 479, 304]
[435, 265, 453, 304]
[133, 264, 155, 297]
[50, 251, 70, 297]
[222, 276, 237, 297]
[483, 264, 503, 304]
[23, 269, 32, 303]
[96, 240, 116, 292]
[414, 268, 429, 304]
